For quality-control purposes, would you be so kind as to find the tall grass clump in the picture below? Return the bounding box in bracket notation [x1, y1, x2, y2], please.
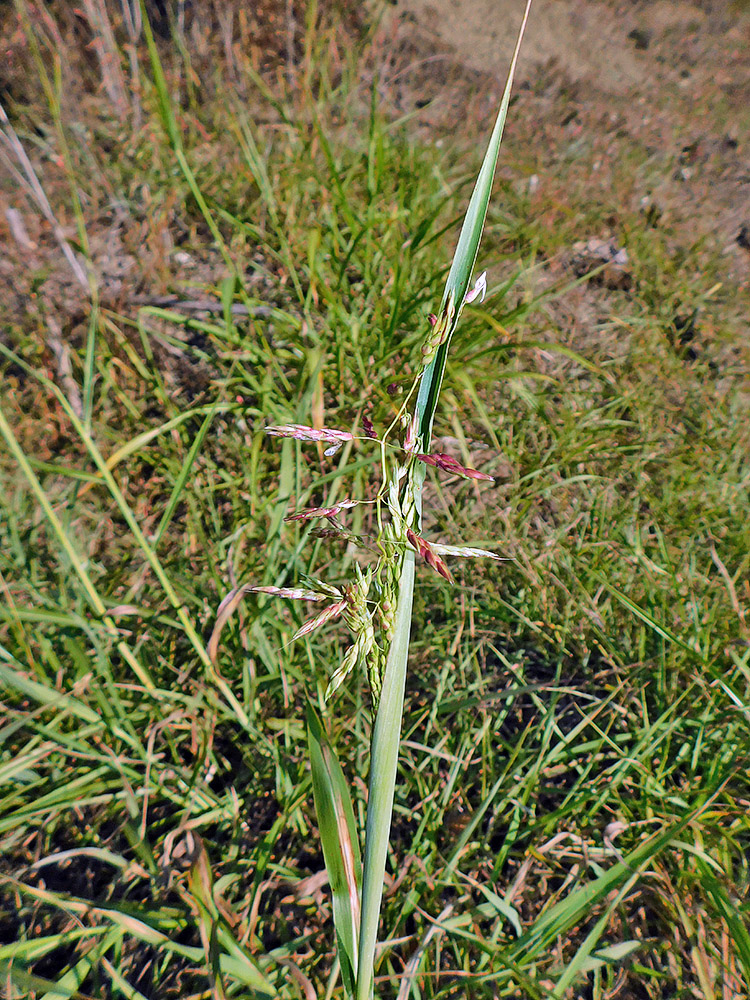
[238, 9, 534, 995]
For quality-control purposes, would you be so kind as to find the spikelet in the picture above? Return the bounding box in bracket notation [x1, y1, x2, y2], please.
[431, 543, 509, 561]
[285, 499, 358, 522]
[375, 523, 402, 645]
[322, 566, 379, 703]
[378, 596, 396, 645]
[365, 645, 384, 705]
[265, 423, 355, 454]
[247, 586, 333, 602]
[326, 638, 363, 702]
[291, 600, 348, 641]
[265, 423, 354, 444]
[406, 527, 453, 583]
[416, 452, 494, 481]
[420, 293, 456, 367]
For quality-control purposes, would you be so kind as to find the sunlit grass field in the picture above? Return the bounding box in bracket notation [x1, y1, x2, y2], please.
[1, 2, 749, 997]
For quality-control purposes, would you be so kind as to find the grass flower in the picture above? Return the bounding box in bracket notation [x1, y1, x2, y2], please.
[265, 423, 355, 444]
[465, 269, 487, 304]
[415, 451, 495, 481]
[406, 527, 454, 583]
[284, 499, 359, 522]
[292, 600, 349, 641]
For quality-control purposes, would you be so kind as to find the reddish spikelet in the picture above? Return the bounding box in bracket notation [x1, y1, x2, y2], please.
[362, 416, 378, 440]
[427, 313, 437, 327]
[285, 498, 358, 522]
[292, 600, 348, 641]
[423, 547, 453, 583]
[406, 526, 424, 556]
[265, 423, 354, 445]
[249, 586, 328, 602]
[406, 527, 453, 583]
[415, 452, 494, 482]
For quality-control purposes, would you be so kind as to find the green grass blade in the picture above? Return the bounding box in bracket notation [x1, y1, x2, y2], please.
[307, 705, 363, 996]
[696, 860, 750, 983]
[139, 0, 236, 274]
[152, 400, 223, 547]
[416, 0, 532, 444]
[599, 578, 706, 657]
[0, 406, 154, 691]
[510, 806, 706, 966]
[137, 0, 179, 147]
[0, 347, 248, 726]
[550, 877, 641, 996]
[356, 550, 415, 1000]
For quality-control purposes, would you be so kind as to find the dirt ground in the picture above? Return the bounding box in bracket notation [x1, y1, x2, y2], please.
[383, 0, 750, 273]
[1, 0, 748, 366]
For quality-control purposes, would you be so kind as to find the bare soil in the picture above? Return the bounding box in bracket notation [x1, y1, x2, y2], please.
[2, 0, 748, 345]
[389, 0, 750, 259]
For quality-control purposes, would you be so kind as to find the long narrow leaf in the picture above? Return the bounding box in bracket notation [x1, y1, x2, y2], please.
[307, 705, 362, 996]
[416, 0, 533, 445]
[356, 550, 415, 1000]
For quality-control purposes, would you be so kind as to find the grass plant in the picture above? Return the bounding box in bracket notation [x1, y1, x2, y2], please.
[0, 1, 749, 998]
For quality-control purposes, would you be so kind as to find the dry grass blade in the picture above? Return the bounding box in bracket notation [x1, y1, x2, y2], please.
[0, 102, 89, 290]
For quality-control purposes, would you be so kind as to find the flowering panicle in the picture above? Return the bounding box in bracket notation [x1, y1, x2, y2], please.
[217, 272, 503, 702]
[416, 452, 494, 482]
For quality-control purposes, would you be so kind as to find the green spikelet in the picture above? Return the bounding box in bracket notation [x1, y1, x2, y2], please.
[419, 292, 456, 368]
[325, 567, 377, 702]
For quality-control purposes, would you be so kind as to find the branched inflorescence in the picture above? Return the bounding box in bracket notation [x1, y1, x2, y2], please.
[256, 270, 497, 707]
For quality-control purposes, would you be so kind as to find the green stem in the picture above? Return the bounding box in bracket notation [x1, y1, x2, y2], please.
[356, 549, 415, 999]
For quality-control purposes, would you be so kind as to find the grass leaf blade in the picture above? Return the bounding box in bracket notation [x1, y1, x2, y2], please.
[307, 705, 363, 996]
[356, 550, 415, 1000]
[416, 0, 532, 443]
